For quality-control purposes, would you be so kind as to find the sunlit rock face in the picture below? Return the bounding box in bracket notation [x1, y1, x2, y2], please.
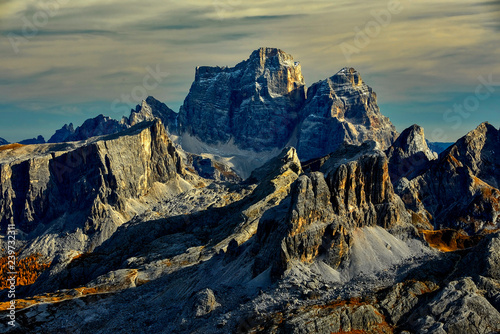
[252, 141, 414, 279]
[179, 47, 306, 152]
[0, 120, 186, 258]
[296, 67, 398, 161]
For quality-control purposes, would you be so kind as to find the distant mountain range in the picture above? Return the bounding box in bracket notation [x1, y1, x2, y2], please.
[0, 48, 499, 333]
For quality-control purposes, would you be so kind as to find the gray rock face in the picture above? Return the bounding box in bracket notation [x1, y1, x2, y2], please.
[0, 138, 8, 146]
[129, 96, 178, 132]
[324, 146, 411, 231]
[386, 124, 437, 183]
[48, 96, 177, 144]
[48, 123, 75, 143]
[409, 278, 500, 334]
[189, 289, 220, 318]
[179, 47, 306, 152]
[0, 120, 185, 257]
[19, 135, 45, 145]
[296, 67, 398, 160]
[253, 141, 413, 278]
[397, 122, 500, 233]
[379, 280, 438, 325]
[459, 232, 500, 281]
[443, 122, 500, 189]
[243, 301, 392, 334]
[178, 54, 398, 163]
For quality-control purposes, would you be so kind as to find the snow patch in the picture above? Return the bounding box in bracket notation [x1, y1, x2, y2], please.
[175, 132, 281, 179]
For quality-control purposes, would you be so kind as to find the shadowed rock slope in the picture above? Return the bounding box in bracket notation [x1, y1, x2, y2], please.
[397, 122, 500, 234]
[0, 120, 499, 333]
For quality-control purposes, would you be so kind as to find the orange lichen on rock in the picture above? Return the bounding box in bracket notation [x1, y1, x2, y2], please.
[0, 253, 51, 288]
[0, 284, 115, 312]
[421, 229, 482, 252]
[0, 143, 24, 152]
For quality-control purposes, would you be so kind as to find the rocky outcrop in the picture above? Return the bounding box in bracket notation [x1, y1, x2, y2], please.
[19, 135, 45, 145]
[443, 122, 500, 189]
[48, 96, 177, 143]
[323, 145, 411, 231]
[386, 124, 437, 183]
[253, 141, 414, 278]
[128, 96, 178, 132]
[48, 123, 75, 143]
[296, 67, 398, 160]
[188, 289, 220, 318]
[397, 122, 500, 233]
[379, 280, 438, 325]
[0, 120, 186, 258]
[240, 300, 392, 334]
[179, 47, 306, 152]
[187, 154, 241, 183]
[409, 278, 500, 334]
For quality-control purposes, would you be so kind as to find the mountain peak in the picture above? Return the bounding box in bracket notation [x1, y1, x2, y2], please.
[386, 124, 437, 183]
[181, 48, 306, 151]
[332, 67, 363, 86]
[392, 124, 434, 158]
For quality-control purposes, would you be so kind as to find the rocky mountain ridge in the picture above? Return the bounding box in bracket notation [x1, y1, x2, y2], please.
[176, 48, 398, 165]
[47, 96, 177, 144]
[0, 119, 498, 333]
[0, 48, 499, 334]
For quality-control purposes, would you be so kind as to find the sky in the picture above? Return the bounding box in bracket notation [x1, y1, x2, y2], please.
[1, 0, 499, 143]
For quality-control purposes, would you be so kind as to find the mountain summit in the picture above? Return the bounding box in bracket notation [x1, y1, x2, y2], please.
[177, 49, 397, 164]
[179, 47, 306, 151]
[297, 67, 398, 160]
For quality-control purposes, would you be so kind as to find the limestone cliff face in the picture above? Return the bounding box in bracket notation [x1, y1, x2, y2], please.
[0, 120, 185, 255]
[397, 122, 500, 233]
[325, 150, 410, 231]
[179, 47, 306, 151]
[386, 124, 437, 184]
[296, 68, 398, 160]
[253, 142, 412, 278]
